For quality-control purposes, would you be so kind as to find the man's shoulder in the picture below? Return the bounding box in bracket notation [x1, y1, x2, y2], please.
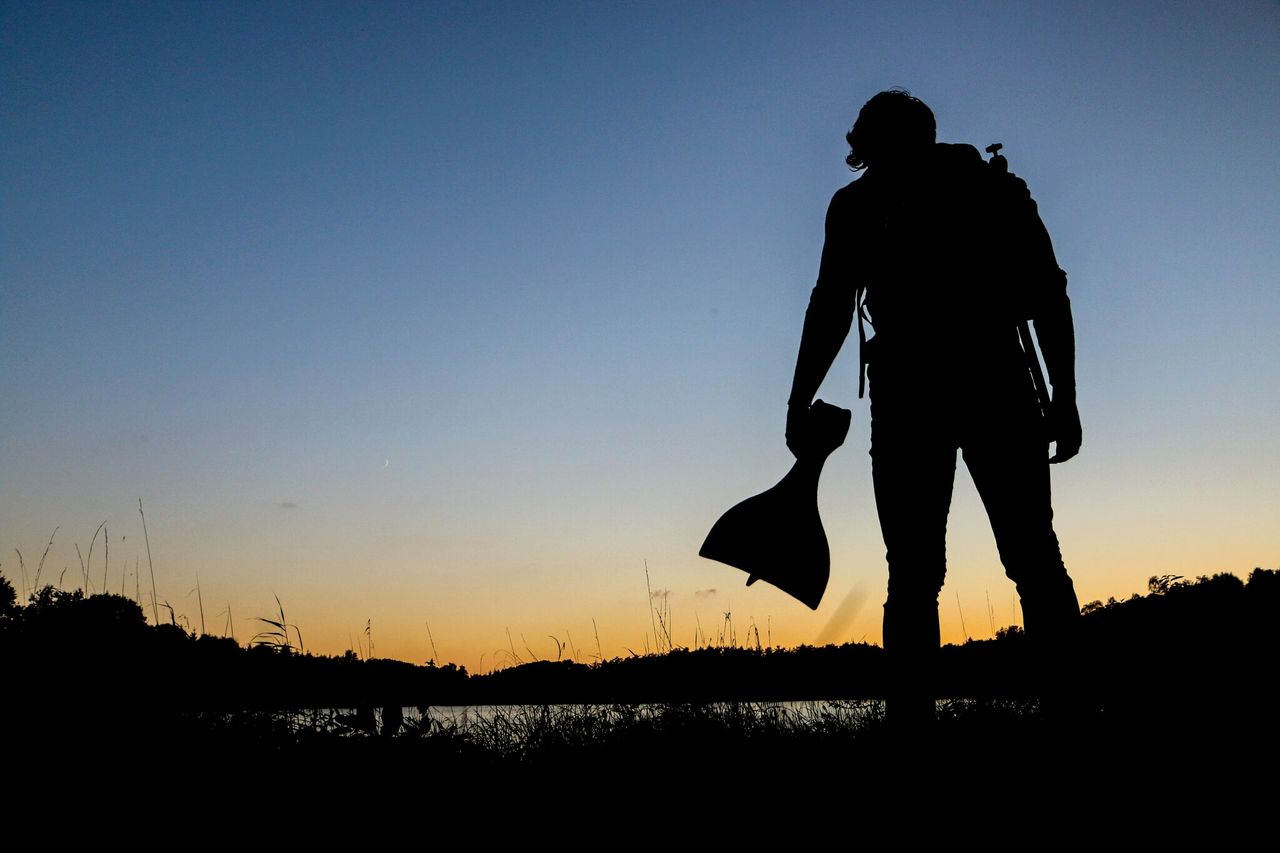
[832, 175, 867, 198]
[828, 174, 874, 210]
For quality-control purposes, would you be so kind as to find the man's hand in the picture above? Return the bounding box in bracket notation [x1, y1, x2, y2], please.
[1049, 391, 1082, 464]
[786, 402, 810, 459]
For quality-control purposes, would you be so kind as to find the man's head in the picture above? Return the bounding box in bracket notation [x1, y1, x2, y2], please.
[845, 89, 936, 171]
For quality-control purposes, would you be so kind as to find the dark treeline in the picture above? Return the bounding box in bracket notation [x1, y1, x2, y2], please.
[3, 569, 1276, 721]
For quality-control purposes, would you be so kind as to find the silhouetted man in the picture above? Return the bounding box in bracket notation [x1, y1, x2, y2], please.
[787, 90, 1083, 722]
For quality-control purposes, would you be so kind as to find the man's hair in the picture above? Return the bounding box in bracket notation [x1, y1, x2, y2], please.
[845, 89, 936, 171]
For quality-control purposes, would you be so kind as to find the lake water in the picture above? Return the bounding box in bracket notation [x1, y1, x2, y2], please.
[216, 697, 1039, 743]
[295, 697, 1034, 736]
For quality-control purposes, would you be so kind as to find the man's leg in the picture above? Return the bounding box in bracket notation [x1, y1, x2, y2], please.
[962, 424, 1081, 708]
[871, 404, 957, 724]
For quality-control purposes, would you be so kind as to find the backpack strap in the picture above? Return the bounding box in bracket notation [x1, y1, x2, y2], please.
[856, 284, 870, 399]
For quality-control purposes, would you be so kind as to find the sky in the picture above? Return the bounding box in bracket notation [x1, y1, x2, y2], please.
[3, 1, 1278, 671]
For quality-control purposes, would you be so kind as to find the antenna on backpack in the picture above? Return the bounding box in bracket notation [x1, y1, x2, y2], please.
[985, 142, 1007, 173]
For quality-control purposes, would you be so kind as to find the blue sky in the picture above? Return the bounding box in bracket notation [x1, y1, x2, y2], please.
[3, 1, 1277, 667]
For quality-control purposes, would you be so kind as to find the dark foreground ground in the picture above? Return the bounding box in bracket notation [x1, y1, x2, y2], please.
[16, 695, 1273, 815]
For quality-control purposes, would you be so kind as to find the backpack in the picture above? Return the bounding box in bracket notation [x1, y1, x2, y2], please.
[851, 142, 1058, 406]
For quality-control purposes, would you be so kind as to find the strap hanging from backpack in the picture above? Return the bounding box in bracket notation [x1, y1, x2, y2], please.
[856, 284, 871, 399]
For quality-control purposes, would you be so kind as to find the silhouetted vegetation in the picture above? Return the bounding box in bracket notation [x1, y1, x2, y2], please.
[4, 569, 1277, 710]
[3, 569, 1276, 793]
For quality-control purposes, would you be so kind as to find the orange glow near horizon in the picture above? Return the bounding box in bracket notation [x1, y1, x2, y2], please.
[165, 549, 1268, 675]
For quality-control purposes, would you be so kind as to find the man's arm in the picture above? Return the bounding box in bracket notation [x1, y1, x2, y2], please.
[787, 191, 858, 456]
[1033, 274, 1081, 462]
[1022, 205, 1082, 464]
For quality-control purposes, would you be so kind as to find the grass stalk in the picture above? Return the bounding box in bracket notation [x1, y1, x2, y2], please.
[426, 621, 439, 665]
[196, 573, 206, 636]
[34, 527, 57, 591]
[84, 519, 107, 594]
[644, 559, 659, 653]
[139, 499, 159, 624]
[15, 549, 26, 602]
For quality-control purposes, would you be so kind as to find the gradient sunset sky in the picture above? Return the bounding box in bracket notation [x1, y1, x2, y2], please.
[3, 1, 1277, 671]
